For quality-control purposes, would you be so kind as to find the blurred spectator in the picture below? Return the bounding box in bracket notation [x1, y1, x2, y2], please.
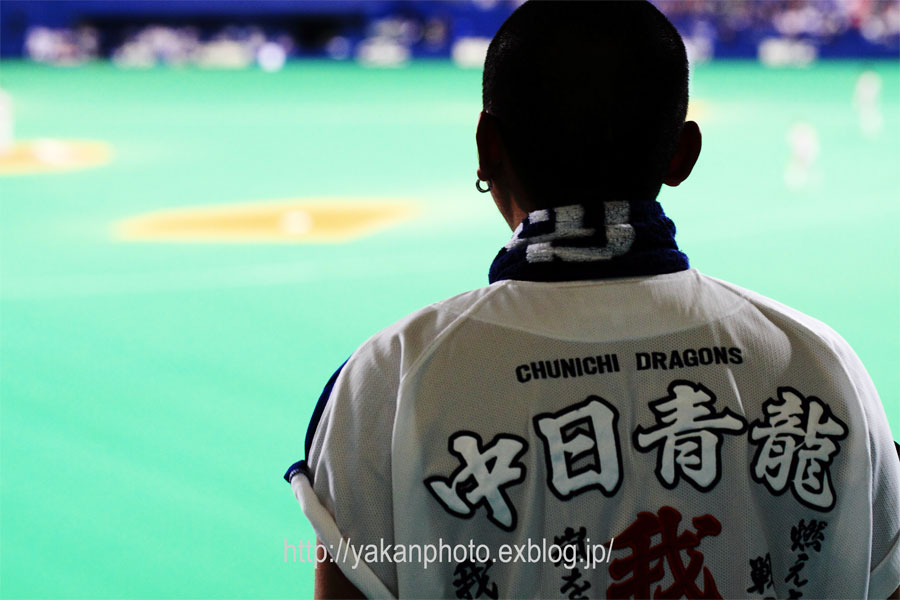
[13, 0, 899, 66]
[25, 26, 99, 64]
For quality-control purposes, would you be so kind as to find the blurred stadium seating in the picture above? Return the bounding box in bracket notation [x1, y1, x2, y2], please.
[1, 0, 897, 69]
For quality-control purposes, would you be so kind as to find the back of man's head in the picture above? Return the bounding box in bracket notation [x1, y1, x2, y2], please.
[483, 0, 689, 204]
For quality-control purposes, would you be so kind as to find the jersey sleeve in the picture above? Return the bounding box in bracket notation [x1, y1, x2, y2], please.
[830, 337, 900, 597]
[285, 345, 401, 599]
[864, 395, 900, 597]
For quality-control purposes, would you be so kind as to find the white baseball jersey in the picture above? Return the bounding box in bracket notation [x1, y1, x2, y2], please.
[290, 268, 900, 599]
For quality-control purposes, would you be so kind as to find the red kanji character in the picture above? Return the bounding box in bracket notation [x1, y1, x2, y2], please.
[608, 506, 723, 599]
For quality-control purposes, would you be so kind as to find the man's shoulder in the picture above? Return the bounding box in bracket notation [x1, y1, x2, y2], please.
[347, 271, 863, 380]
[699, 272, 855, 356]
[347, 282, 508, 373]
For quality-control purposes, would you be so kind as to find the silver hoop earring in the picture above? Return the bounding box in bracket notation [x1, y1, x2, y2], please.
[476, 178, 492, 193]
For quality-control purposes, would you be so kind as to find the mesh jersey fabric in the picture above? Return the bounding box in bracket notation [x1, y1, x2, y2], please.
[293, 269, 900, 599]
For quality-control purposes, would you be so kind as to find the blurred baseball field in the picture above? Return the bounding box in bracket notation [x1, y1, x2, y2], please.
[0, 59, 897, 598]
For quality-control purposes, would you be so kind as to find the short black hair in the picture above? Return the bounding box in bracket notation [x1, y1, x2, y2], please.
[483, 0, 689, 204]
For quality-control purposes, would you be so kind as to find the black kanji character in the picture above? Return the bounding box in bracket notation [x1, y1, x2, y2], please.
[452, 559, 498, 599]
[790, 519, 827, 553]
[784, 554, 809, 588]
[554, 526, 589, 565]
[561, 568, 591, 600]
[747, 553, 775, 594]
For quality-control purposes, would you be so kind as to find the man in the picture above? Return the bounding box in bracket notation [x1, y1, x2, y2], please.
[285, 1, 900, 598]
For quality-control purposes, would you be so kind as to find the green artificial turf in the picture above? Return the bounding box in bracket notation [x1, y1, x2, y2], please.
[0, 59, 897, 598]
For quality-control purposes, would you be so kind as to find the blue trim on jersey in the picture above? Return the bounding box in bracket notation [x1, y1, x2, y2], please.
[283, 460, 308, 483]
[283, 360, 348, 485]
[304, 359, 349, 459]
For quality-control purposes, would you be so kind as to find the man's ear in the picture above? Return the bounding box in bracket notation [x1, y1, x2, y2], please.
[476, 111, 504, 182]
[663, 120, 702, 187]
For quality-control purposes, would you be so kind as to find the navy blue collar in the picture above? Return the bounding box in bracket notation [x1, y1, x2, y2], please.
[488, 201, 689, 283]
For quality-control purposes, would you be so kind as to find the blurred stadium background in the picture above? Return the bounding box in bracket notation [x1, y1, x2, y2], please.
[0, 0, 897, 598]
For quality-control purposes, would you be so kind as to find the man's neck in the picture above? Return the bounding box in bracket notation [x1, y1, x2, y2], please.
[489, 201, 689, 284]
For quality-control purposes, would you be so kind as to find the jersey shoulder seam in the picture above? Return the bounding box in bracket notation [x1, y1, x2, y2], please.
[397, 283, 508, 389]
